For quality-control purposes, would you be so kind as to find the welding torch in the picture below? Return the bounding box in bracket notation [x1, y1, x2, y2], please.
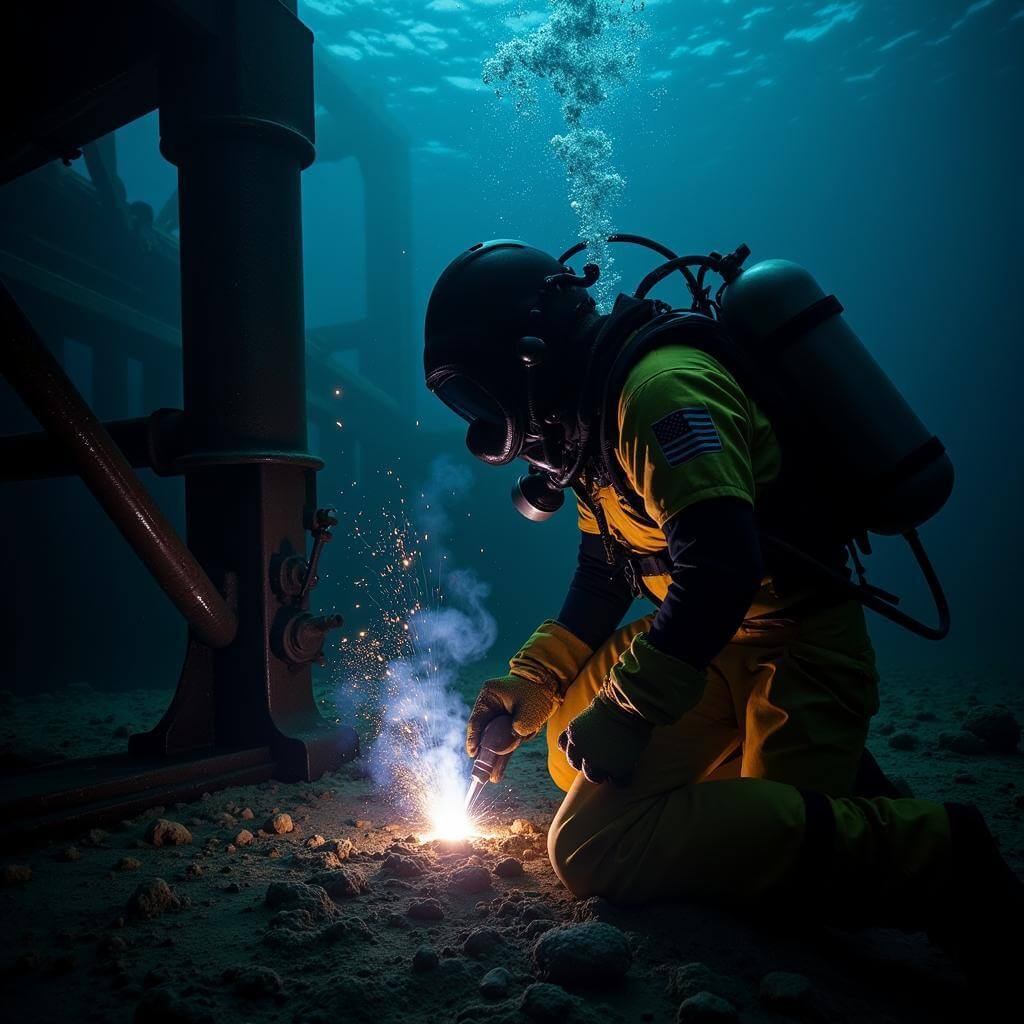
[464, 714, 516, 816]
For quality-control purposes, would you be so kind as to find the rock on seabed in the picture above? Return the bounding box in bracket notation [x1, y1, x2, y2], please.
[677, 991, 739, 1023]
[963, 705, 1021, 752]
[533, 921, 632, 986]
[521, 982, 575, 1021]
[126, 877, 180, 919]
[144, 819, 192, 847]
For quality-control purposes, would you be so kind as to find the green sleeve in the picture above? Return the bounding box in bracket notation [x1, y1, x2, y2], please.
[617, 352, 756, 527]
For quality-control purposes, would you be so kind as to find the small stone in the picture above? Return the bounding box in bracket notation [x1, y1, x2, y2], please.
[668, 963, 746, 1007]
[352, 819, 373, 829]
[677, 991, 739, 1023]
[240, 808, 254, 820]
[329, 838, 353, 860]
[571, 896, 620, 924]
[215, 812, 236, 827]
[264, 881, 337, 927]
[305, 834, 326, 849]
[230, 965, 284, 997]
[185, 862, 203, 878]
[83, 828, 109, 847]
[479, 966, 512, 999]
[510, 818, 539, 836]
[412, 944, 439, 972]
[1, 864, 32, 885]
[494, 857, 524, 878]
[888, 731, 919, 751]
[386, 912, 409, 928]
[524, 919, 557, 939]
[234, 829, 255, 847]
[521, 982, 574, 1021]
[963, 706, 1021, 752]
[310, 868, 366, 899]
[521, 900, 555, 922]
[59, 846, 82, 862]
[383, 852, 425, 878]
[463, 927, 504, 959]
[114, 856, 141, 872]
[759, 971, 814, 1013]
[938, 731, 986, 755]
[407, 898, 444, 921]
[145, 819, 193, 847]
[265, 813, 293, 835]
[450, 863, 491, 894]
[533, 922, 631, 986]
[126, 877, 180, 919]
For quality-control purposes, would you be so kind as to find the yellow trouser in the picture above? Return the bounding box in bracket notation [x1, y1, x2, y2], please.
[546, 602, 951, 909]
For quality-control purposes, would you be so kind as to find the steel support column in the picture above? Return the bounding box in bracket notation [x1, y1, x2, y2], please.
[130, 0, 357, 779]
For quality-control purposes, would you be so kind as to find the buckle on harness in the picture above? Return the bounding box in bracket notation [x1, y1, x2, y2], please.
[622, 559, 643, 599]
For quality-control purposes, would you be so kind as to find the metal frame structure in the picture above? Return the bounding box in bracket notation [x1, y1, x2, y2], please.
[0, 0, 373, 841]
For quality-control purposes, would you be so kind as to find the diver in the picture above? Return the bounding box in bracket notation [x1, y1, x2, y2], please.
[423, 237, 1022, 996]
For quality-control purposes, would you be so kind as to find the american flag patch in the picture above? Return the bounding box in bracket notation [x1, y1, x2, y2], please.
[651, 405, 723, 467]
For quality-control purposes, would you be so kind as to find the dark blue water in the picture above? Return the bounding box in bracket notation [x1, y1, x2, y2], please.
[19, 0, 1024, 689]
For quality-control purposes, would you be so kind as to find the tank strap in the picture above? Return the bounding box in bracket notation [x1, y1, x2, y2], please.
[759, 294, 844, 357]
[863, 436, 947, 497]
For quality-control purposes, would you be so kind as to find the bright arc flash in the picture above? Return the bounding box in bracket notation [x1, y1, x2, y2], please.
[424, 790, 475, 842]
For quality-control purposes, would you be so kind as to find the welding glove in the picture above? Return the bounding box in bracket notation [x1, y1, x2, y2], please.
[559, 631, 707, 785]
[466, 620, 593, 777]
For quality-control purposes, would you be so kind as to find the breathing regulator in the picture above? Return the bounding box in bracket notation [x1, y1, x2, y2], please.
[424, 233, 955, 640]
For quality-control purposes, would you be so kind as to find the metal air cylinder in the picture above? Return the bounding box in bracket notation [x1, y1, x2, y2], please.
[719, 259, 954, 535]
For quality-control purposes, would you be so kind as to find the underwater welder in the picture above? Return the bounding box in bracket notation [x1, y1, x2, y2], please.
[423, 236, 1022, 992]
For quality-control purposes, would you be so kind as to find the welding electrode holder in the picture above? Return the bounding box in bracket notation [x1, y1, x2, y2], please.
[466, 714, 517, 814]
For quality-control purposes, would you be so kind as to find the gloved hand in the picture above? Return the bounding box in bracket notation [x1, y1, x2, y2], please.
[466, 674, 559, 776]
[558, 694, 653, 784]
[558, 632, 708, 785]
[466, 620, 594, 779]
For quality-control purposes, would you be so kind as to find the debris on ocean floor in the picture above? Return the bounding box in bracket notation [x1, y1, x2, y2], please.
[0, 673, 1021, 1023]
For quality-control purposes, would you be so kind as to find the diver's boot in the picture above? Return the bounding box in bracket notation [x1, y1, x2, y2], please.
[927, 803, 1024, 1008]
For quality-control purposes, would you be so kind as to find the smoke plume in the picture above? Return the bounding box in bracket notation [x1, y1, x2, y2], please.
[367, 456, 497, 825]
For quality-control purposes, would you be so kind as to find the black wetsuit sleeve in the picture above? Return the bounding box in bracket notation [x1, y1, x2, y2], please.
[556, 531, 635, 651]
[646, 497, 764, 670]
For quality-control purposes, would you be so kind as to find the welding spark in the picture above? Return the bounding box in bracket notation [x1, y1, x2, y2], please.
[330, 459, 495, 846]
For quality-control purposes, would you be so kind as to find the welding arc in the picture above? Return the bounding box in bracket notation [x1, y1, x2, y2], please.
[0, 282, 238, 649]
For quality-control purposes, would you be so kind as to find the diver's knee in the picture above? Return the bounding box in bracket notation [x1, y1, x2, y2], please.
[547, 803, 602, 898]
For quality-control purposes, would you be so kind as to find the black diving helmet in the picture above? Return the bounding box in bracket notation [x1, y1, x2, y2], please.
[423, 239, 602, 518]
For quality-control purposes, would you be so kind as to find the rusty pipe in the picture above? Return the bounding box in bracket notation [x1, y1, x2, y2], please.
[0, 281, 237, 649]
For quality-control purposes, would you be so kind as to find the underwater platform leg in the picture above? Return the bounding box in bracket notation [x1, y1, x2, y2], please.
[0, 0, 360, 841]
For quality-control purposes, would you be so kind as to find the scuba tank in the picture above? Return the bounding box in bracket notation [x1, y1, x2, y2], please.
[521, 234, 954, 640]
[715, 258, 953, 537]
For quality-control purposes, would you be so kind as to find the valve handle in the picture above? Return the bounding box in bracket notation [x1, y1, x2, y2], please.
[298, 507, 337, 600]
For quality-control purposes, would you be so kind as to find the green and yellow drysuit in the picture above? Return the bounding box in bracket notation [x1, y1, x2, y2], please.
[479, 343, 952, 913]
